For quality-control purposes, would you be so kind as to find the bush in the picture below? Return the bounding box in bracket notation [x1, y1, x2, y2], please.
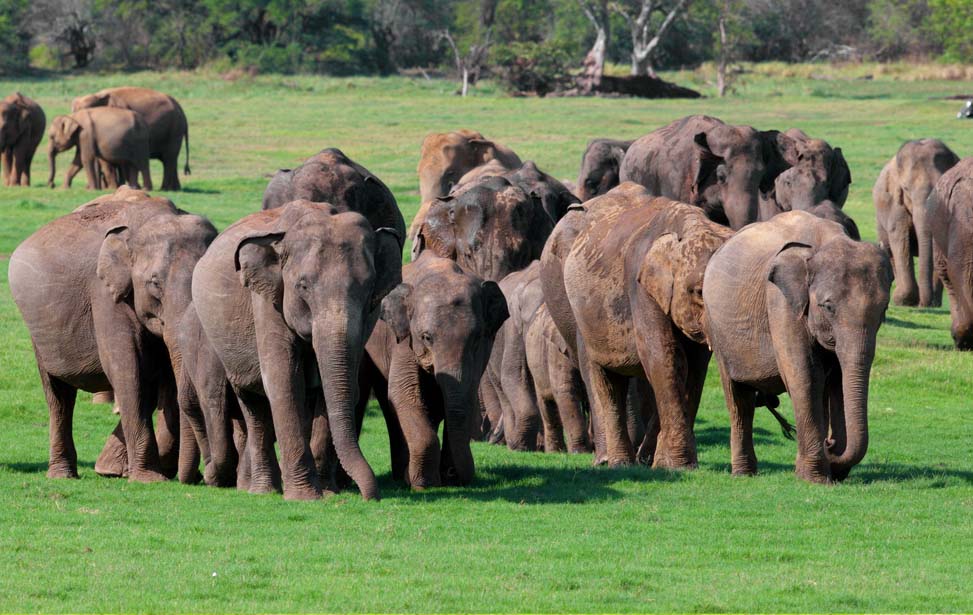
[226, 42, 304, 75]
[28, 44, 60, 70]
[494, 41, 572, 96]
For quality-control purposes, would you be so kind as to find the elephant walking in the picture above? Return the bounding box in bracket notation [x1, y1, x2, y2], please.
[0, 93, 45, 187]
[47, 108, 151, 190]
[930, 158, 973, 349]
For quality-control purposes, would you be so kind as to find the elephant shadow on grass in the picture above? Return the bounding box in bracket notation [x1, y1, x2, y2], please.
[1, 460, 95, 474]
[179, 186, 221, 195]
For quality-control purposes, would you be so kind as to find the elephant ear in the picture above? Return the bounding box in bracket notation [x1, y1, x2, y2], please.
[760, 130, 798, 192]
[58, 116, 81, 142]
[380, 283, 413, 344]
[234, 232, 285, 304]
[638, 233, 679, 315]
[417, 197, 458, 259]
[369, 227, 405, 313]
[691, 133, 724, 204]
[469, 138, 498, 164]
[480, 281, 509, 338]
[768, 242, 813, 316]
[829, 147, 852, 205]
[96, 226, 133, 303]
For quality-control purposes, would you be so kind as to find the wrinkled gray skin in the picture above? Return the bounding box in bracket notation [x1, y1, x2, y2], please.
[0, 93, 45, 187]
[930, 158, 973, 349]
[875, 139, 959, 307]
[191, 202, 402, 500]
[9, 190, 216, 482]
[261, 148, 407, 243]
[576, 138, 632, 202]
[415, 175, 554, 281]
[703, 211, 892, 483]
[504, 161, 581, 223]
[47, 108, 151, 190]
[358, 253, 508, 488]
[760, 168, 860, 240]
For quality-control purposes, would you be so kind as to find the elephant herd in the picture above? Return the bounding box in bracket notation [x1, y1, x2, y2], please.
[7, 106, 971, 502]
[0, 88, 190, 192]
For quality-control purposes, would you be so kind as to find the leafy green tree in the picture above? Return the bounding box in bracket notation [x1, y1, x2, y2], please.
[926, 0, 973, 62]
[0, 0, 30, 74]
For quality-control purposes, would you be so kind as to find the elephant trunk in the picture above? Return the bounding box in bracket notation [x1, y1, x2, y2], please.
[313, 316, 379, 501]
[436, 370, 475, 486]
[47, 145, 56, 187]
[828, 329, 873, 480]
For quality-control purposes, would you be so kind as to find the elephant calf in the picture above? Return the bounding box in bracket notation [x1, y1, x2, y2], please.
[704, 211, 892, 483]
[0, 92, 45, 187]
[47, 107, 151, 190]
[576, 138, 632, 202]
[359, 253, 508, 489]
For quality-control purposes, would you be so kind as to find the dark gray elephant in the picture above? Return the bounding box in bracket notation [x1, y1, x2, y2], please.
[0, 93, 45, 187]
[191, 202, 402, 500]
[9, 189, 216, 482]
[875, 139, 959, 307]
[358, 253, 508, 488]
[576, 138, 632, 202]
[930, 158, 973, 349]
[703, 211, 892, 483]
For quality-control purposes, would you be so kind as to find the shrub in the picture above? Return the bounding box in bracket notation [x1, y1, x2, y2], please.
[494, 41, 572, 97]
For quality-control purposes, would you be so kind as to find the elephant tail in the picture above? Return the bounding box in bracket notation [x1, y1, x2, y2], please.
[183, 128, 191, 176]
[755, 392, 796, 440]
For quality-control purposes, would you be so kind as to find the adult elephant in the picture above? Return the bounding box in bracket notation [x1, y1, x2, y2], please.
[703, 211, 892, 483]
[450, 160, 579, 225]
[564, 182, 734, 468]
[359, 253, 508, 488]
[874, 139, 959, 307]
[930, 158, 973, 349]
[9, 190, 216, 481]
[414, 176, 553, 281]
[47, 108, 151, 190]
[0, 93, 45, 187]
[262, 148, 407, 241]
[191, 202, 402, 500]
[411, 130, 521, 256]
[576, 138, 632, 202]
[72, 87, 190, 191]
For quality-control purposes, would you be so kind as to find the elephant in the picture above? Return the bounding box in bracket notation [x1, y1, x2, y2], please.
[190, 201, 402, 500]
[72, 87, 190, 191]
[703, 210, 892, 483]
[448, 160, 578, 224]
[411, 130, 522, 256]
[47, 108, 151, 190]
[930, 157, 973, 349]
[358, 253, 508, 488]
[0, 93, 45, 187]
[414, 176, 554, 281]
[261, 148, 407, 243]
[781, 128, 852, 207]
[562, 182, 734, 468]
[760, 168, 861, 240]
[576, 138, 632, 202]
[8, 189, 216, 482]
[874, 139, 959, 307]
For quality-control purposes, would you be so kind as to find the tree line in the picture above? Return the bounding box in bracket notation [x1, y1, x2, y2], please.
[0, 1, 970, 89]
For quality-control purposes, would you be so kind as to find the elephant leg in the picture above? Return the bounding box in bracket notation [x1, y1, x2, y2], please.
[626, 378, 647, 455]
[388, 346, 440, 489]
[310, 393, 337, 490]
[539, 397, 567, 453]
[22, 146, 35, 186]
[63, 151, 83, 189]
[636, 396, 660, 465]
[912, 201, 937, 307]
[578, 350, 633, 466]
[176, 367, 204, 484]
[550, 358, 591, 454]
[36, 364, 79, 479]
[231, 409, 251, 491]
[368, 364, 408, 483]
[576, 340, 608, 464]
[499, 337, 541, 452]
[161, 152, 181, 191]
[1, 150, 12, 186]
[887, 207, 918, 306]
[715, 356, 758, 476]
[177, 401, 202, 484]
[94, 422, 128, 478]
[140, 159, 153, 191]
[155, 368, 180, 479]
[235, 389, 281, 495]
[480, 374, 505, 444]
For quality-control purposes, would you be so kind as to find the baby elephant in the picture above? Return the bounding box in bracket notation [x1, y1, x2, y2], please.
[47, 107, 151, 190]
[361, 253, 508, 489]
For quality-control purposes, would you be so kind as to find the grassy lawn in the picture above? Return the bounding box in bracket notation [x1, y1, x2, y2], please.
[0, 69, 971, 613]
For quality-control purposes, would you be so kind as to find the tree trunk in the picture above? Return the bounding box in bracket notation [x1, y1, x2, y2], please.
[580, 27, 608, 94]
[717, 3, 727, 97]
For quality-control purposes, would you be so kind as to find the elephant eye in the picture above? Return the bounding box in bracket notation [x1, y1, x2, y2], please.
[420, 332, 434, 346]
[716, 166, 728, 184]
[818, 300, 835, 315]
[296, 278, 309, 293]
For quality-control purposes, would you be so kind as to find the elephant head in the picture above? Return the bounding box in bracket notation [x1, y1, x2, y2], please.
[0, 95, 31, 150]
[416, 176, 553, 281]
[234, 201, 402, 499]
[781, 129, 852, 206]
[47, 115, 82, 187]
[380, 256, 509, 485]
[505, 161, 580, 224]
[577, 139, 630, 202]
[418, 130, 521, 202]
[767, 237, 892, 479]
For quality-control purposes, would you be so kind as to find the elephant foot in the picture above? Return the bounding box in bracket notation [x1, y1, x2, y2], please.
[203, 465, 235, 488]
[606, 457, 635, 468]
[129, 469, 168, 483]
[796, 454, 833, 484]
[892, 288, 918, 307]
[46, 464, 79, 479]
[651, 442, 698, 471]
[179, 467, 203, 485]
[247, 480, 280, 495]
[283, 486, 322, 501]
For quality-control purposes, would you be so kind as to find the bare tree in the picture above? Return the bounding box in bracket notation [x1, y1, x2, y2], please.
[610, 0, 691, 77]
[29, 0, 98, 69]
[577, 0, 609, 94]
[717, 0, 728, 96]
[440, 0, 498, 97]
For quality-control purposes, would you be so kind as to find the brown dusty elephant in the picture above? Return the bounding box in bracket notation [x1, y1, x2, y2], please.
[0, 93, 45, 187]
[414, 176, 553, 281]
[47, 108, 151, 190]
[191, 201, 402, 500]
[9, 189, 216, 482]
[930, 158, 973, 349]
[576, 138, 633, 202]
[261, 148, 407, 242]
[780, 128, 852, 207]
[874, 139, 959, 307]
[411, 130, 522, 256]
[72, 87, 190, 191]
[703, 210, 892, 483]
[358, 253, 508, 488]
[563, 182, 734, 468]
[760, 168, 861, 240]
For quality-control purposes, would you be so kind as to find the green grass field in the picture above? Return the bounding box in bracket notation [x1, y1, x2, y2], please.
[0, 69, 971, 613]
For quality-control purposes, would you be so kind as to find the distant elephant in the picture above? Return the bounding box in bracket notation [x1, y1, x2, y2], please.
[931, 158, 973, 349]
[781, 128, 851, 207]
[874, 139, 959, 307]
[449, 159, 579, 224]
[47, 108, 151, 190]
[563, 182, 733, 468]
[760, 168, 861, 240]
[414, 176, 553, 281]
[359, 253, 508, 488]
[191, 202, 402, 500]
[703, 211, 892, 483]
[9, 190, 216, 482]
[411, 130, 521, 256]
[72, 87, 190, 191]
[261, 148, 407, 242]
[0, 93, 45, 187]
[524, 302, 591, 454]
[576, 138, 632, 202]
